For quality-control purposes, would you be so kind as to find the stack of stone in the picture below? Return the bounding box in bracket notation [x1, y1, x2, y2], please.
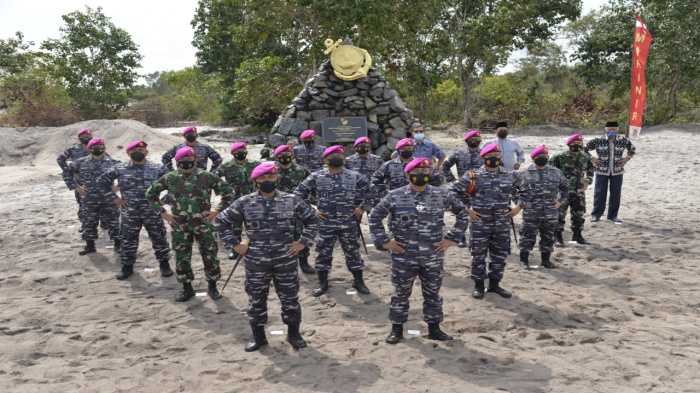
[271, 60, 419, 157]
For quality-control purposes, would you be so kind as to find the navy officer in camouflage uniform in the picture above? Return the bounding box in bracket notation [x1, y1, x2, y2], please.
[442, 129, 484, 183]
[99, 140, 173, 280]
[295, 145, 371, 296]
[161, 126, 222, 171]
[68, 138, 121, 255]
[57, 128, 93, 229]
[293, 129, 326, 173]
[345, 136, 383, 181]
[370, 158, 468, 344]
[450, 143, 521, 299]
[517, 145, 568, 269]
[371, 138, 415, 204]
[218, 162, 319, 351]
[273, 144, 314, 274]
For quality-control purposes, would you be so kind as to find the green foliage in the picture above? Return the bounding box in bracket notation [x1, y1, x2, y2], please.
[0, 32, 35, 77]
[41, 6, 142, 119]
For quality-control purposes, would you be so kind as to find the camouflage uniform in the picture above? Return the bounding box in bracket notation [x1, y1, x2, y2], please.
[345, 153, 384, 181]
[161, 143, 222, 171]
[99, 161, 170, 268]
[450, 167, 519, 281]
[371, 157, 410, 204]
[442, 147, 483, 183]
[276, 163, 310, 193]
[517, 165, 568, 253]
[293, 143, 326, 173]
[57, 144, 91, 224]
[215, 159, 261, 200]
[217, 191, 318, 326]
[68, 155, 121, 242]
[295, 168, 370, 273]
[145, 169, 233, 283]
[549, 151, 594, 232]
[369, 185, 467, 324]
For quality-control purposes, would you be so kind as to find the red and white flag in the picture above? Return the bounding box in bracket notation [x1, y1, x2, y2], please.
[628, 16, 652, 137]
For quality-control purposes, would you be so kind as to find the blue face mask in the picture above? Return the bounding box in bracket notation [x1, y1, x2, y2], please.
[607, 131, 618, 138]
[414, 133, 425, 142]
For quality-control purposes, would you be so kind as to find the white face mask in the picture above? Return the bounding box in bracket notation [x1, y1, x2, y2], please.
[414, 133, 425, 142]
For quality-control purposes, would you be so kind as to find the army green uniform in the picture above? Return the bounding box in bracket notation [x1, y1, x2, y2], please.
[550, 151, 594, 233]
[276, 162, 310, 193]
[146, 169, 233, 283]
[215, 159, 261, 200]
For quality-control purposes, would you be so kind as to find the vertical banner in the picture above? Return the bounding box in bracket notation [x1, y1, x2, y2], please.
[628, 16, 652, 137]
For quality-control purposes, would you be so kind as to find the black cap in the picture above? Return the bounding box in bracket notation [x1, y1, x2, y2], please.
[605, 121, 619, 127]
[496, 121, 508, 128]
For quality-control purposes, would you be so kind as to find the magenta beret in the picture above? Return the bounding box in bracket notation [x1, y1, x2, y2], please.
[250, 161, 278, 180]
[404, 158, 432, 174]
[230, 142, 247, 153]
[299, 129, 316, 140]
[126, 140, 147, 152]
[530, 144, 549, 158]
[395, 138, 414, 150]
[479, 143, 500, 157]
[323, 145, 345, 158]
[182, 126, 197, 135]
[273, 144, 292, 157]
[78, 128, 92, 137]
[354, 136, 370, 147]
[174, 146, 195, 161]
[565, 133, 583, 145]
[463, 130, 481, 141]
[86, 138, 104, 148]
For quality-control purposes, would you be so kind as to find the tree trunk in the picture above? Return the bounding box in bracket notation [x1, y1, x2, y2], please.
[458, 57, 474, 127]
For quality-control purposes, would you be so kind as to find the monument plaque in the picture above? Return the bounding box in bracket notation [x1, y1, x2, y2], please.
[321, 117, 368, 144]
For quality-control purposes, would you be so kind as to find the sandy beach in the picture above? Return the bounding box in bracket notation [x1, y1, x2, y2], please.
[1, 120, 699, 393]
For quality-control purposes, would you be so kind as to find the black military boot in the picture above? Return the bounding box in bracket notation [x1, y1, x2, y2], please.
[572, 229, 589, 245]
[207, 280, 222, 300]
[472, 280, 485, 299]
[351, 270, 370, 294]
[428, 322, 453, 341]
[541, 252, 556, 269]
[286, 322, 307, 350]
[175, 282, 195, 302]
[312, 271, 329, 297]
[298, 254, 314, 274]
[113, 239, 121, 253]
[115, 264, 133, 280]
[519, 251, 530, 269]
[488, 279, 512, 298]
[385, 323, 403, 345]
[79, 240, 96, 256]
[159, 260, 174, 277]
[245, 323, 268, 352]
[555, 231, 565, 246]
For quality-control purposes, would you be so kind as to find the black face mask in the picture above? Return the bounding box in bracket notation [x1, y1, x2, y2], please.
[178, 161, 195, 170]
[497, 130, 508, 139]
[569, 145, 581, 152]
[356, 147, 369, 155]
[399, 150, 414, 159]
[258, 180, 276, 193]
[303, 141, 314, 148]
[467, 141, 480, 148]
[79, 137, 92, 145]
[234, 151, 247, 161]
[130, 151, 146, 162]
[409, 174, 430, 186]
[90, 148, 105, 156]
[278, 156, 293, 165]
[534, 156, 549, 166]
[185, 134, 197, 143]
[484, 157, 500, 168]
[328, 157, 344, 167]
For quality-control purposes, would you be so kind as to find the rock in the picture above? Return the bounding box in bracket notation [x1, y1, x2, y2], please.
[324, 88, 340, 98]
[356, 81, 370, 90]
[368, 112, 378, 123]
[367, 122, 379, 132]
[374, 145, 389, 158]
[386, 136, 401, 150]
[311, 110, 330, 121]
[375, 104, 391, 115]
[392, 128, 407, 138]
[389, 116, 408, 130]
[364, 97, 377, 110]
[297, 111, 311, 121]
[390, 95, 408, 113]
[313, 80, 329, 88]
[339, 88, 359, 98]
[309, 100, 329, 110]
[370, 87, 384, 99]
[383, 89, 397, 100]
[309, 121, 322, 133]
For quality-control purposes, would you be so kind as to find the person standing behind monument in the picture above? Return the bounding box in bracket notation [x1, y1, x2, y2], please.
[161, 126, 222, 171]
[486, 121, 525, 171]
[442, 129, 484, 183]
[346, 136, 383, 182]
[585, 121, 636, 224]
[371, 138, 415, 203]
[293, 129, 326, 173]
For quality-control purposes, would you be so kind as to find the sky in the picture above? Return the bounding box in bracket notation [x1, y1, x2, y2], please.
[0, 0, 609, 75]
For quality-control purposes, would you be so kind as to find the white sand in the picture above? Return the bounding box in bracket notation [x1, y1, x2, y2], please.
[1, 121, 699, 392]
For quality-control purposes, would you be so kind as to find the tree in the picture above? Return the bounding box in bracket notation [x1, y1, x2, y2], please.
[0, 32, 35, 77]
[41, 6, 142, 119]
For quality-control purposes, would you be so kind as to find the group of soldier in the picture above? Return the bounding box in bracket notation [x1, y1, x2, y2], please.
[57, 120, 635, 351]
